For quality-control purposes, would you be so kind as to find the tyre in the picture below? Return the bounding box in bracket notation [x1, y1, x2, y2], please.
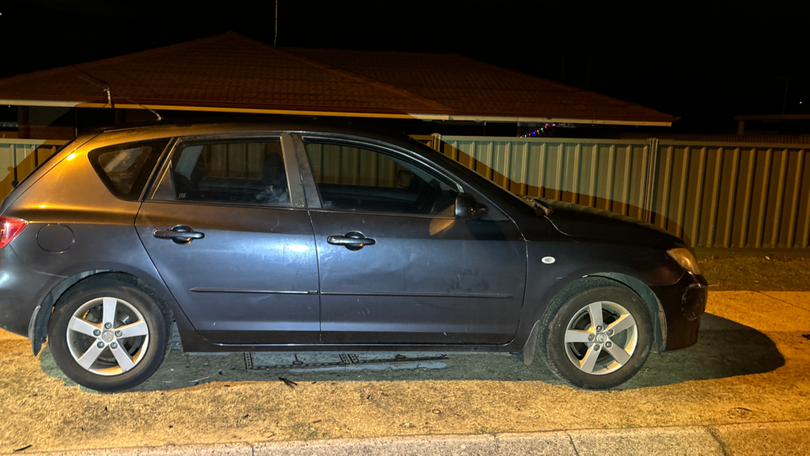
[48, 275, 172, 392]
[539, 278, 652, 390]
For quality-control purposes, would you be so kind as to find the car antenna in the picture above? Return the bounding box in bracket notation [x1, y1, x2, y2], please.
[274, 0, 279, 46]
[75, 67, 163, 121]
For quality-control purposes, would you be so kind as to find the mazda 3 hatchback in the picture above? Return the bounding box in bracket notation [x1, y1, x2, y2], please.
[0, 122, 707, 391]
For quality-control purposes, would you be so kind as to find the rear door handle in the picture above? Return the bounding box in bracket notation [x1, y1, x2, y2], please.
[153, 225, 205, 244]
[327, 231, 375, 251]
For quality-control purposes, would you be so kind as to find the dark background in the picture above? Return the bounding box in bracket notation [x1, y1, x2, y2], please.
[2, 0, 808, 134]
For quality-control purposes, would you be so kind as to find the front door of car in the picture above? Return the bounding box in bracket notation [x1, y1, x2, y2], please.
[136, 135, 320, 344]
[301, 138, 526, 344]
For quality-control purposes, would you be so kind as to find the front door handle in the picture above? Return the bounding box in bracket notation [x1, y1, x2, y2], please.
[153, 225, 205, 244]
[327, 231, 375, 251]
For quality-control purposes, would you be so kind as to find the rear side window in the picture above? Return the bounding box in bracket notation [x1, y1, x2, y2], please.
[89, 138, 170, 200]
[168, 138, 289, 207]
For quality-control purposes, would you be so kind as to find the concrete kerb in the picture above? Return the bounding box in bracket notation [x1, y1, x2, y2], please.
[16, 421, 810, 456]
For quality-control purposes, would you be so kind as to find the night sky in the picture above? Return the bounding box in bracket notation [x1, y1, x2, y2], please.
[2, 0, 808, 133]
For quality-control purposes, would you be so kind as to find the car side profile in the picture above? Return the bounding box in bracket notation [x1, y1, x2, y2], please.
[0, 122, 707, 391]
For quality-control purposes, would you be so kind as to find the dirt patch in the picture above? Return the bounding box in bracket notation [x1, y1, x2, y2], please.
[699, 255, 810, 291]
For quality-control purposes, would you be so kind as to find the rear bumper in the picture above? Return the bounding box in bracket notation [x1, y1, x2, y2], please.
[0, 245, 54, 337]
[652, 271, 708, 351]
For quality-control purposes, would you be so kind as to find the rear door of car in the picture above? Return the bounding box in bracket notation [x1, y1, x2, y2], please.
[295, 135, 526, 345]
[135, 133, 320, 345]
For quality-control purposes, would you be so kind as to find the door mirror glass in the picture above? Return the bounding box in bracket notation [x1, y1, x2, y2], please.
[455, 193, 487, 219]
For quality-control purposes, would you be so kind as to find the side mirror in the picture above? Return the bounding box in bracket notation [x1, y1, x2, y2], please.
[455, 193, 487, 219]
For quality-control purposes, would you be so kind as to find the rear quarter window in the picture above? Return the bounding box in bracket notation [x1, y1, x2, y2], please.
[88, 138, 171, 200]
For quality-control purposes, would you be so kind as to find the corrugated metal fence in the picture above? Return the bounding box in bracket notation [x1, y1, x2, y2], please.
[3, 136, 809, 250]
[422, 135, 810, 250]
[0, 139, 66, 199]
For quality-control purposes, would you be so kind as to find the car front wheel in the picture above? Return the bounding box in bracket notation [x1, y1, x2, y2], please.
[48, 275, 172, 392]
[539, 278, 652, 389]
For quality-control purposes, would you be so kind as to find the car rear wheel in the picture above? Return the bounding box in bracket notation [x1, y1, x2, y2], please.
[48, 275, 172, 392]
[539, 278, 652, 389]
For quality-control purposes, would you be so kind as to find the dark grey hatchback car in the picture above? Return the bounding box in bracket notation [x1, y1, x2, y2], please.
[0, 122, 707, 391]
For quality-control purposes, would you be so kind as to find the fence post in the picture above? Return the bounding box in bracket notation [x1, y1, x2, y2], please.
[642, 137, 659, 223]
[12, 144, 18, 186]
[430, 133, 442, 152]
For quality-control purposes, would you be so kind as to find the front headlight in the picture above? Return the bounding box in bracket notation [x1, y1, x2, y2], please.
[667, 248, 700, 275]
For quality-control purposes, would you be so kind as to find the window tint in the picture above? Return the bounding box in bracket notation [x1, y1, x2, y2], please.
[304, 140, 457, 215]
[89, 138, 170, 200]
[170, 139, 289, 207]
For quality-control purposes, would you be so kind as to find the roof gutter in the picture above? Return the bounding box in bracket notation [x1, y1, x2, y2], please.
[409, 113, 673, 127]
[0, 99, 673, 127]
[0, 99, 82, 108]
[81, 102, 419, 120]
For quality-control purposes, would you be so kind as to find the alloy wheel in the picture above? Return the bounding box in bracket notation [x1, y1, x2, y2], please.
[65, 297, 150, 376]
[563, 300, 639, 375]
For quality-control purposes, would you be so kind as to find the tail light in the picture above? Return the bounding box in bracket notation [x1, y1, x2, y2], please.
[0, 216, 27, 249]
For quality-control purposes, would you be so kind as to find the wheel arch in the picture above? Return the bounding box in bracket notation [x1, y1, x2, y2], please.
[521, 273, 666, 366]
[28, 270, 175, 355]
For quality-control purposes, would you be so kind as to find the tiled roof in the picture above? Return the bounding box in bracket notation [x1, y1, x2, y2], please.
[0, 33, 675, 125]
[287, 48, 673, 123]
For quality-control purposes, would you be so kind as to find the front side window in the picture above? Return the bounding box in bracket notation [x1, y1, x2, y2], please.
[304, 140, 457, 215]
[170, 139, 289, 207]
[89, 138, 170, 200]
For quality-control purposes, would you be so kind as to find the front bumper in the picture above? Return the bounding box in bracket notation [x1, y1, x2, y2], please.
[651, 271, 708, 351]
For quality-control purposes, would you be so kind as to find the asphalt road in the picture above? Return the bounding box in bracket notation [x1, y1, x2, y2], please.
[1, 290, 809, 455]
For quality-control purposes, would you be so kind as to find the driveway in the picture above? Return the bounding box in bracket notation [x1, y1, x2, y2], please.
[0, 291, 808, 453]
